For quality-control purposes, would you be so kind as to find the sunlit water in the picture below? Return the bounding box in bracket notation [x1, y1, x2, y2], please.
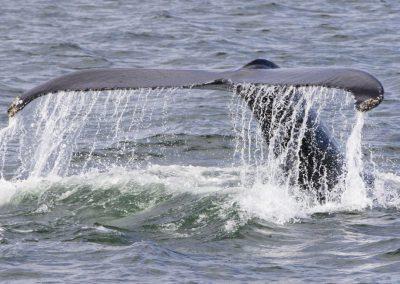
[0, 0, 399, 282]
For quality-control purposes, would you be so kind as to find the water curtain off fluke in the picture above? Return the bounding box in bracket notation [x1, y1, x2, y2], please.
[1, 88, 178, 179]
[2, 86, 365, 195]
[230, 84, 368, 204]
[0, 84, 391, 223]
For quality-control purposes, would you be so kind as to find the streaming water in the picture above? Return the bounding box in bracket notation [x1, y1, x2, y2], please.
[0, 86, 396, 223]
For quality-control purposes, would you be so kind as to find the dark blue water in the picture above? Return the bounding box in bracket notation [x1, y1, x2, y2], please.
[0, 0, 400, 282]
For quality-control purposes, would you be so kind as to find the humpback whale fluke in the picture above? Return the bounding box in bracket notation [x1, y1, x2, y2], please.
[8, 59, 383, 118]
[5, 59, 385, 201]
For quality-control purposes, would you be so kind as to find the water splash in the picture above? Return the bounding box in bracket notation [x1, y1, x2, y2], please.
[0, 88, 178, 179]
[231, 85, 350, 200]
[340, 112, 372, 209]
[229, 84, 397, 222]
[0, 86, 398, 225]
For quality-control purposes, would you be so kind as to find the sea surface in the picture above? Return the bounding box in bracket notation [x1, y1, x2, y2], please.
[0, 0, 400, 283]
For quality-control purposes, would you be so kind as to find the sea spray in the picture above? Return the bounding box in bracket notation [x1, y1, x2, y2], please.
[340, 111, 372, 209]
[231, 85, 345, 203]
[230, 85, 383, 221]
[0, 88, 177, 179]
[0, 117, 19, 179]
[0, 86, 398, 224]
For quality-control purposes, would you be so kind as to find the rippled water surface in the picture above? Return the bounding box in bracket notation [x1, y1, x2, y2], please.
[0, 0, 400, 283]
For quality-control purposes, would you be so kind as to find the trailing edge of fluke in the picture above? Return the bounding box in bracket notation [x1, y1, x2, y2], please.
[7, 59, 384, 118]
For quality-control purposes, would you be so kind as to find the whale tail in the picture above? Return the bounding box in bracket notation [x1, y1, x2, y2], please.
[8, 59, 383, 117]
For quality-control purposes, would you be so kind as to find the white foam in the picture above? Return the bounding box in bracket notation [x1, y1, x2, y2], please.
[372, 172, 400, 208]
[236, 181, 307, 224]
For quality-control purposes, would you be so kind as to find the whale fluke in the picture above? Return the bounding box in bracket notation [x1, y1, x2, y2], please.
[7, 59, 384, 117]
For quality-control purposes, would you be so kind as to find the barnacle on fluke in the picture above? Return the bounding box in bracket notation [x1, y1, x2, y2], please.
[7, 97, 23, 118]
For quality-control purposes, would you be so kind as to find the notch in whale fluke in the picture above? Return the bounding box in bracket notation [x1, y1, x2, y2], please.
[7, 59, 384, 117]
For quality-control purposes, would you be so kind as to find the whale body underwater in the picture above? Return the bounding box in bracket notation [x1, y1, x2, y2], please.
[7, 59, 384, 201]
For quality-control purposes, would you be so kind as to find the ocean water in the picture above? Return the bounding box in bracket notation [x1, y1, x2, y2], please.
[0, 0, 400, 283]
